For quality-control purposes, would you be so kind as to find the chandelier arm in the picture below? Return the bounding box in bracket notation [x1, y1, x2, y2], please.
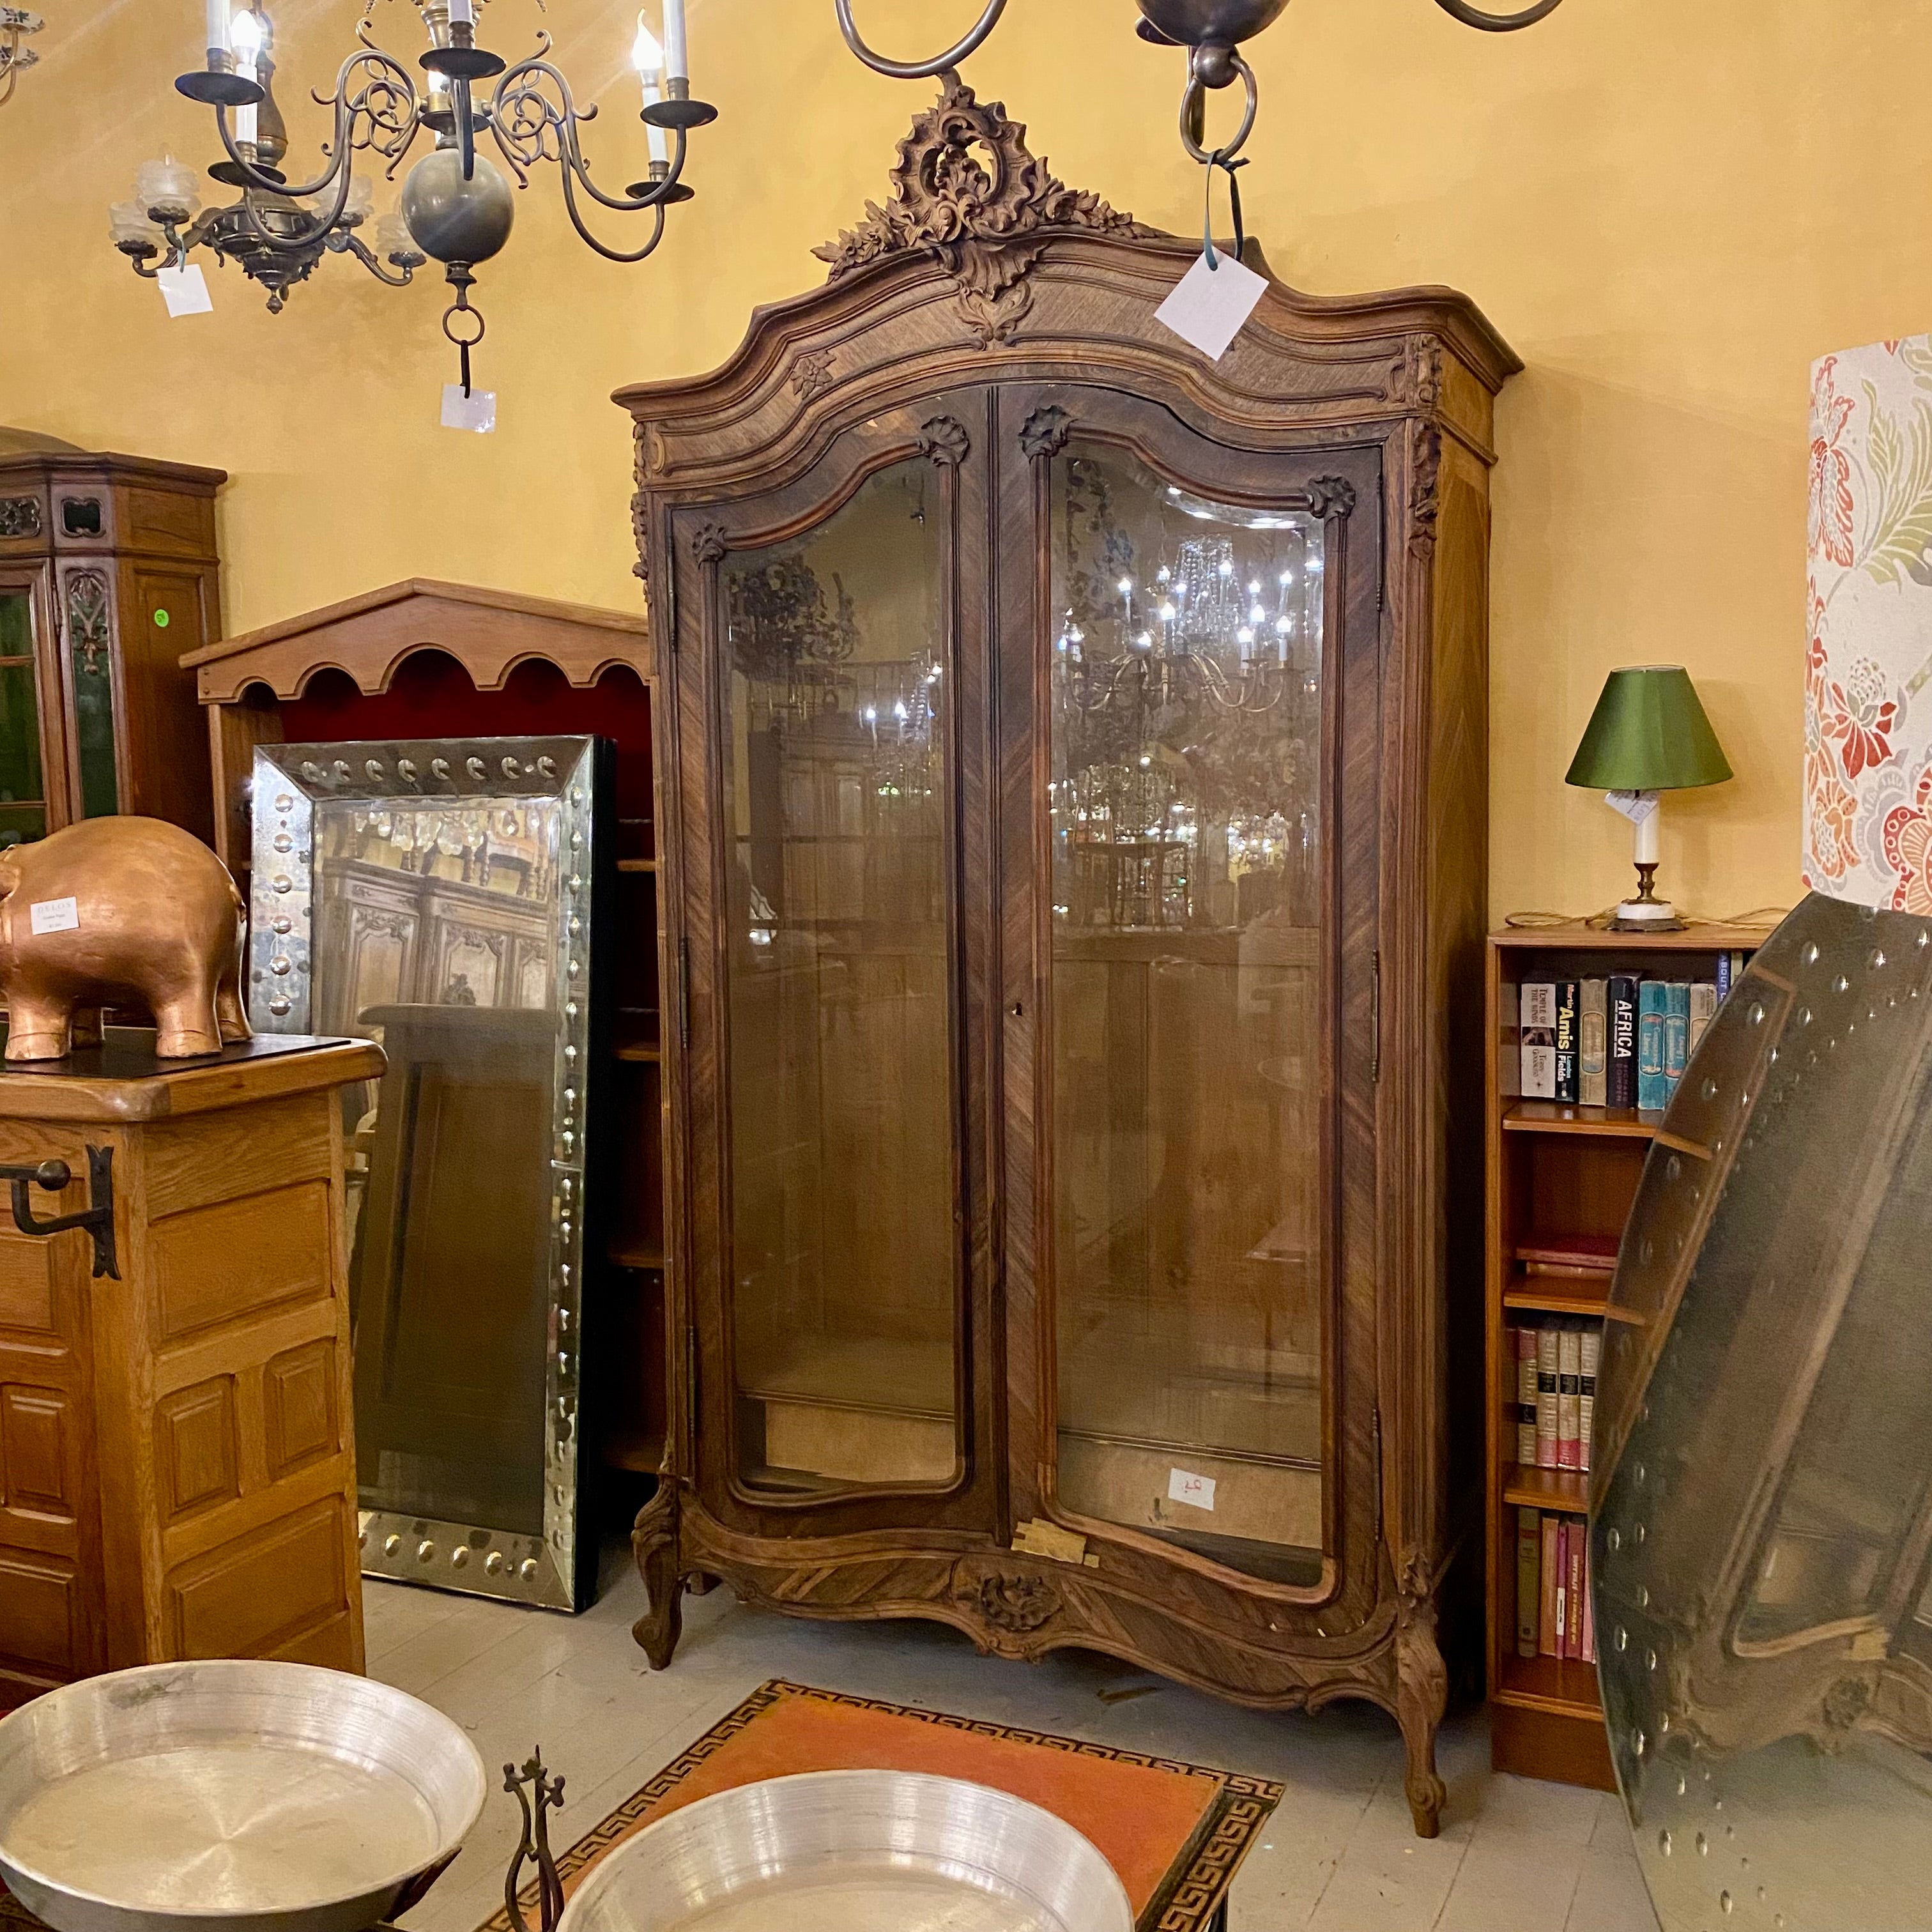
[832, 0, 1007, 80]
[226, 160, 358, 259]
[489, 54, 694, 215]
[211, 47, 419, 204]
[555, 160, 671, 264]
[1430, 0, 1565, 27]
[334, 229, 418, 288]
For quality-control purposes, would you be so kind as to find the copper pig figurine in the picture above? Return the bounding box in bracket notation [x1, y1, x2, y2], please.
[0, 817, 251, 1061]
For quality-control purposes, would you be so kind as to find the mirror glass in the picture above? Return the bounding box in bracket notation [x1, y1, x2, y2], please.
[250, 737, 606, 1611]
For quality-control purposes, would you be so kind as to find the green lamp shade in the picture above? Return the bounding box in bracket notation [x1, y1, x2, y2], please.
[1564, 665, 1733, 792]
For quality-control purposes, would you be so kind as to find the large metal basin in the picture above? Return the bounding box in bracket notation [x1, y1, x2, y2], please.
[0, 1662, 487, 1932]
[558, 1770, 1134, 1932]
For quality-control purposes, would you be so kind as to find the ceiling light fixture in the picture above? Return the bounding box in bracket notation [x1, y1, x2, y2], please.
[836, 0, 1563, 171]
[0, 6, 43, 107]
[112, 1, 713, 389]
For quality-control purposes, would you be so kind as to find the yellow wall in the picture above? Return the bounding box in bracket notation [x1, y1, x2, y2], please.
[4, 0, 1919, 919]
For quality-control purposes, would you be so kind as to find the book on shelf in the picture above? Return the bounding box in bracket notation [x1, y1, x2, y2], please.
[1554, 979, 1580, 1104]
[1521, 981, 1556, 1099]
[1519, 1510, 1595, 1664]
[1513, 1316, 1602, 1472]
[1515, 1326, 1539, 1464]
[1689, 980, 1718, 1055]
[1579, 977, 1607, 1107]
[1607, 974, 1638, 1109]
[1517, 1506, 1540, 1659]
[1556, 1321, 1583, 1470]
[1663, 981, 1690, 1092]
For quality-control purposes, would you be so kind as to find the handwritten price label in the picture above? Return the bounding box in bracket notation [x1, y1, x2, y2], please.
[1167, 1467, 1217, 1512]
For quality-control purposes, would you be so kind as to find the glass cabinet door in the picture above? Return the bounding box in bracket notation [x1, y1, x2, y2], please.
[714, 458, 961, 1496]
[1043, 441, 1333, 1585]
[0, 585, 50, 847]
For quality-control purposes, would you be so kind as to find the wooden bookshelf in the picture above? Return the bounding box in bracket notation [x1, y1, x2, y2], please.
[1485, 919, 1764, 1790]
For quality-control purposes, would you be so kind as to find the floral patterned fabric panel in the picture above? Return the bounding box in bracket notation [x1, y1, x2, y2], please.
[1807, 336, 1932, 910]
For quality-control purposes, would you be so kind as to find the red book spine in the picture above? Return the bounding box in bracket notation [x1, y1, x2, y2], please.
[1552, 1519, 1570, 1660]
[1566, 1517, 1586, 1659]
[1581, 1530, 1597, 1664]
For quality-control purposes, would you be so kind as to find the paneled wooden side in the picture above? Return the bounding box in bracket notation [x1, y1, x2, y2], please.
[0, 1125, 105, 1700]
[89, 1091, 365, 1673]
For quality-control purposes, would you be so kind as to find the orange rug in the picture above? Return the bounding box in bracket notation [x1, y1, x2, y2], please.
[480, 1680, 1282, 1932]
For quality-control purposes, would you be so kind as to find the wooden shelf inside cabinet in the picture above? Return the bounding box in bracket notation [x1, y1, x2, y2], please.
[602, 1429, 665, 1475]
[610, 1240, 665, 1271]
[1485, 918, 1768, 1794]
[618, 858, 658, 873]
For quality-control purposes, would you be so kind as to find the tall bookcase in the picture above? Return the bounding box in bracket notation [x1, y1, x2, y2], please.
[1485, 920, 1764, 1788]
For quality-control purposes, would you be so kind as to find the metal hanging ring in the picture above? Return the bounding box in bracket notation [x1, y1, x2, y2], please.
[1179, 49, 1258, 165]
[832, 0, 1008, 79]
[442, 302, 487, 350]
[1432, 0, 1565, 29]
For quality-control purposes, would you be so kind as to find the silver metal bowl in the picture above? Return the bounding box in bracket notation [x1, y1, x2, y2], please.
[558, 1770, 1134, 1932]
[0, 1661, 488, 1932]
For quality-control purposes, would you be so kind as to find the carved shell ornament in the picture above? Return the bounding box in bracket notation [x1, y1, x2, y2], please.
[815, 79, 1148, 348]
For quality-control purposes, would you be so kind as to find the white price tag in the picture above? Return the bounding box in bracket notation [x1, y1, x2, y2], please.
[1167, 1467, 1217, 1512]
[29, 897, 80, 935]
[1154, 250, 1266, 363]
[157, 263, 214, 318]
[1605, 790, 1661, 827]
[441, 384, 498, 434]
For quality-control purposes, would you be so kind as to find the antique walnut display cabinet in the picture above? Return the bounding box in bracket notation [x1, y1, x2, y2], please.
[623, 84, 1517, 1835]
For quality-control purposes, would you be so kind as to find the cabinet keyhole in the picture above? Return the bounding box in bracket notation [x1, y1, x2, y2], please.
[1010, 1000, 1024, 1018]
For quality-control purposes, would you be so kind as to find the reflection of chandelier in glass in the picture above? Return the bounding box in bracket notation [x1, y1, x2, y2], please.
[726, 556, 857, 698]
[1, 6, 42, 107]
[112, 0, 711, 379]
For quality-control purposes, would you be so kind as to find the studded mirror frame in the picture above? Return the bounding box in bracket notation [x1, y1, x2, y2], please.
[249, 736, 608, 1612]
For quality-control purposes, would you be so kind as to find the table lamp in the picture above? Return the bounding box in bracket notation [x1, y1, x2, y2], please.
[1565, 665, 1732, 930]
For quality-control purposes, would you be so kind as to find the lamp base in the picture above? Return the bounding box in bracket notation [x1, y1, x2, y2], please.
[1606, 900, 1686, 933]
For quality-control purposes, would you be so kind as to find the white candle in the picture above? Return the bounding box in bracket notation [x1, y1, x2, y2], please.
[450, 0, 476, 25]
[634, 15, 669, 165]
[207, 0, 229, 55]
[231, 10, 261, 142]
[663, 0, 687, 82]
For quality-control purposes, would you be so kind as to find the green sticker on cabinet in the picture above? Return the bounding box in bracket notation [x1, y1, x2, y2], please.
[153, 609, 170, 628]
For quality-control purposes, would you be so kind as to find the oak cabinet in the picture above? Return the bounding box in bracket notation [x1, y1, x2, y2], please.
[0, 442, 223, 847]
[622, 81, 1517, 1836]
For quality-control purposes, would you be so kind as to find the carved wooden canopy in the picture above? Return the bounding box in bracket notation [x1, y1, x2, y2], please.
[183, 578, 650, 705]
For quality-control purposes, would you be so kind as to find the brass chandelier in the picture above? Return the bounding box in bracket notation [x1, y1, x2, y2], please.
[0, 6, 42, 107]
[837, 0, 1564, 165]
[110, 0, 712, 385]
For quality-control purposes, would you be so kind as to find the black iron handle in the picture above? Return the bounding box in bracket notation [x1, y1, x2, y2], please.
[0, 1147, 118, 1280]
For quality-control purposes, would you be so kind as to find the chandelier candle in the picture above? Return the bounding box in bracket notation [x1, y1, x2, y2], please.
[231, 8, 260, 147]
[664, 0, 687, 83]
[634, 17, 670, 167]
[206, 0, 229, 56]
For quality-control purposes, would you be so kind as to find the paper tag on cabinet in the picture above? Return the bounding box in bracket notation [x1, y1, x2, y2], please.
[1154, 251, 1266, 362]
[157, 264, 214, 318]
[441, 385, 498, 434]
[29, 898, 80, 935]
[1168, 1467, 1217, 1512]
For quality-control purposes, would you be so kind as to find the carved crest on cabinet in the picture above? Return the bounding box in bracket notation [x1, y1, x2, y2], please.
[1304, 477, 1358, 522]
[958, 1565, 1061, 1634]
[691, 523, 730, 567]
[815, 79, 1148, 349]
[64, 569, 111, 674]
[0, 495, 42, 539]
[917, 415, 970, 468]
[790, 349, 836, 401]
[1018, 405, 1073, 461]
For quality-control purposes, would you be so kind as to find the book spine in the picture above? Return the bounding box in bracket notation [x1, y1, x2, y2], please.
[1554, 979, 1580, 1104]
[1517, 1506, 1540, 1660]
[1499, 979, 1522, 1099]
[1536, 1322, 1561, 1467]
[1579, 1322, 1600, 1474]
[1515, 1324, 1540, 1466]
[1553, 1518, 1570, 1660]
[1664, 981, 1690, 1097]
[1716, 949, 1732, 1000]
[1689, 980, 1717, 1056]
[1581, 1531, 1597, 1664]
[1521, 982, 1557, 1100]
[1566, 1516, 1586, 1659]
[1579, 977, 1608, 1107]
[1638, 980, 1669, 1112]
[1540, 1513, 1561, 1657]
[1557, 1321, 1582, 1471]
[1607, 975, 1638, 1109]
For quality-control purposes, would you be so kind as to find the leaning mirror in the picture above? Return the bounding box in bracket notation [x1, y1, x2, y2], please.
[249, 737, 611, 1612]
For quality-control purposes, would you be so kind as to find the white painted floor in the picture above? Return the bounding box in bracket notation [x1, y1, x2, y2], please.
[373, 1551, 1660, 1932]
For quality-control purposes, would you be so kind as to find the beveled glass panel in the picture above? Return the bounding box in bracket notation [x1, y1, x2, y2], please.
[720, 461, 958, 1495]
[1049, 447, 1327, 1583]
